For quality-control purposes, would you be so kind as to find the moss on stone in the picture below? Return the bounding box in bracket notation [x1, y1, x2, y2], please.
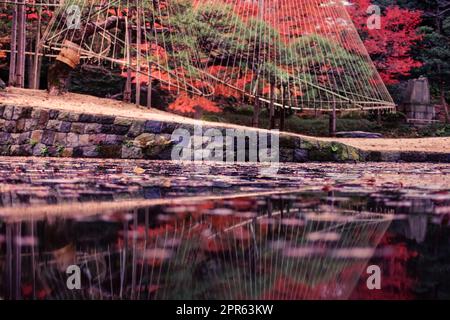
[308, 146, 335, 161]
[300, 139, 318, 150]
[279, 135, 297, 148]
[133, 133, 173, 159]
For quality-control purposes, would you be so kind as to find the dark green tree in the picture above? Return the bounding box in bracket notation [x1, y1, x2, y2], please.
[374, 0, 450, 121]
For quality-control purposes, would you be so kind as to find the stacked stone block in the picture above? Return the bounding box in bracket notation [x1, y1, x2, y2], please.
[0, 104, 448, 163]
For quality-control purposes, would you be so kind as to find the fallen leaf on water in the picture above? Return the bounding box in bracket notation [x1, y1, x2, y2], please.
[133, 166, 145, 175]
[162, 179, 171, 187]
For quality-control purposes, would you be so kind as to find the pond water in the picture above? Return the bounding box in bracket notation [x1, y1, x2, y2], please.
[0, 158, 449, 300]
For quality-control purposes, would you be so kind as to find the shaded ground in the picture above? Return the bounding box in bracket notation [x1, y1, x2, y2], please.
[204, 106, 450, 139]
[2, 87, 449, 154]
[320, 136, 450, 153]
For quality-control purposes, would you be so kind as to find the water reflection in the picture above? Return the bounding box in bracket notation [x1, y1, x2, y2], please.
[1, 191, 449, 300]
[0, 159, 449, 300]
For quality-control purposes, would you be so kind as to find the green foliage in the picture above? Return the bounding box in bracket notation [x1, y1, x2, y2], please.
[413, 21, 450, 102]
[365, 0, 450, 103]
[416, 24, 450, 79]
[29, 140, 38, 148]
[56, 145, 65, 156]
[287, 35, 375, 98]
[418, 123, 450, 137]
[151, 0, 373, 102]
[392, 1, 450, 99]
[40, 146, 49, 156]
[122, 140, 133, 148]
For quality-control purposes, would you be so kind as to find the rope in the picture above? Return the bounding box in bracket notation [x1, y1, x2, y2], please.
[12, 0, 395, 110]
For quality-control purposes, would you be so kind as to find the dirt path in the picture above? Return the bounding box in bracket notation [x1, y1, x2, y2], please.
[319, 137, 450, 153]
[2, 87, 449, 153]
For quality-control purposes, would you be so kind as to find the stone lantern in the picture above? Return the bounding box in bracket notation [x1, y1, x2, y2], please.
[401, 76, 436, 125]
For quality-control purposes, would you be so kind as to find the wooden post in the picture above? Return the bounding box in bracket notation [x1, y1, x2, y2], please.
[252, 96, 260, 128]
[32, 6, 42, 89]
[329, 101, 337, 137]
[123, 17, 132, 103]
[252, 0, 265, 128]
[8, 0, 18, 86]
[147, 0, 159, 109]
[15, 0, 26, 88]
[26, 54, 33, 88]
[194, 107, 203, 119]
[280, 83, 287, 131]
[147, 63, 152, 108]
[252, 76, 261, 127]
[135, 6, 141, 106]
[269, 82, 275, 130]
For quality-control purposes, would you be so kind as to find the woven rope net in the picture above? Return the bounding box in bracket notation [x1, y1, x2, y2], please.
[41, 0, 396, 111]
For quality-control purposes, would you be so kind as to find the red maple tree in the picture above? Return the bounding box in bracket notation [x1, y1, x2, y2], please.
[168, 93, 221, 113]
[348, 0, 423, 85]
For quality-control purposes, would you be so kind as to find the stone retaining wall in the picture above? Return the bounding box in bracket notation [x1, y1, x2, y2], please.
[0, 104, 449, 163]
